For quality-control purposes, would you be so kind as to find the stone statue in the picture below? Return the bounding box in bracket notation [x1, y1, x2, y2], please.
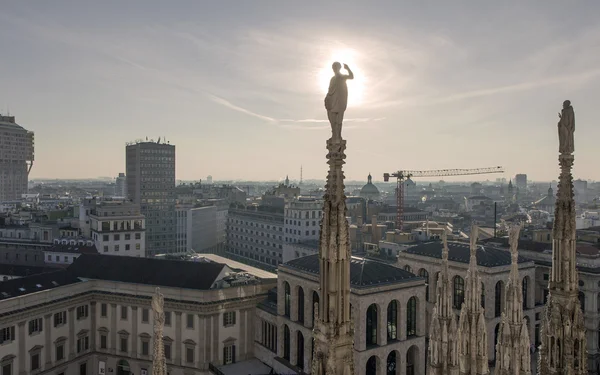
[324, 62, 354, 141]
[558, 100, 575, 154]
[152, 287, 165, 331]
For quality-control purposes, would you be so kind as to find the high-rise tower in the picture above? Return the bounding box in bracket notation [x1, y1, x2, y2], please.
[0, 115, 34, 201]
[539, 101, 587, 374]
[457, 226, 489, 375]
[428, 231, 459, 375]
[126, 140, 176, 256]
[495, 224, 531, 375]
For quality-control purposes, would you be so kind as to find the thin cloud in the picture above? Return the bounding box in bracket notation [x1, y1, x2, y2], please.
[279, 117, 386, 123]
[207, 95, 277, 123]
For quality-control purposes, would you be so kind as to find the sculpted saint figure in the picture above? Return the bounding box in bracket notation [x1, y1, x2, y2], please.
[324, 62, 354, 140]
[152, 287, 165, 330]
[558, 100, 575, 154]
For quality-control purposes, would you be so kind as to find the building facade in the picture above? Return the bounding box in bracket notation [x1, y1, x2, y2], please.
[87, 199, 146, 257]
[126, 141, 176, 256]
[115, 173, 127, 198]
[0, 115, 34, 201]
[0, 254, 276, 375]
[254, 254, 427, 375]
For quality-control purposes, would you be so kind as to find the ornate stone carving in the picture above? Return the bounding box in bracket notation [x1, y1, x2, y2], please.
[152, 288, 167, 375]
[324, 62, 354, 141]
[558, 100, 575, 154]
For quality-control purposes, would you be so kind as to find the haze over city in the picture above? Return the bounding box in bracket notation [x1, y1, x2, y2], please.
[1, 1, 599, 182]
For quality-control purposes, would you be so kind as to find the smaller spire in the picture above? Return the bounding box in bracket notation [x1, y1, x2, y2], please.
[367, 173, 372, 184]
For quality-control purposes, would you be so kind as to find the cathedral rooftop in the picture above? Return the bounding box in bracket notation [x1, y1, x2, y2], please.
[405, 241, 530, 267]
[283, 254, 419, 288]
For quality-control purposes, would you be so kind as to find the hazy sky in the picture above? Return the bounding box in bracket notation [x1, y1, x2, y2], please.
[1, 1, 599, 183]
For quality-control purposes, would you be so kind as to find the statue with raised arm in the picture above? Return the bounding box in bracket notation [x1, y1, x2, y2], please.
[558, 100, 575, 154]
[324, 62, 354, 141]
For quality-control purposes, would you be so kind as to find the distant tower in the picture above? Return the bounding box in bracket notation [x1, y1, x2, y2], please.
[428, 231, 459, 375]
[126, 140, 176, 256]
[206, 175, 213, 184]
[539, 101, 587, 374]
[115, 173, 127, 198]
[300, 165, 303, 185]
[285, 175, 290, 186]
[0, 114, 34, 200]
[494, 224, 531, 375]
[457, 226, 489, 375]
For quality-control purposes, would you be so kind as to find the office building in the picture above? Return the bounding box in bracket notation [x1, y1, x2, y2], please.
[126, 140, 176, 256]
[115, 173, 126, 198]
[0, 115, 34, 201]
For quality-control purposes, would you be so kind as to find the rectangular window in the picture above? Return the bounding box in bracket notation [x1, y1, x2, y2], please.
[135, 233, 141, 240]
[223, 311, 236, 326]
[142, 308, 149, 323]
[103, 246, 108, 252]
[224, 345, 235, 365]
[186, 347, 194, 363]
[100, 335, 107, 349]
[136, 243, 141, 250]
[1, 364, 11, 375]
[142, 341, 149, 356]
[114, 245, 119, 252]
[186, 314, 194, 329]
[101, 303, 107, 317]
[121, 306, 128, 320]
[103, 235, 109, 241]
[165, 311, 171, 326]
[53, 311, 66, 327]
[165, 343, 172, 360]
[120, 337, 128, 352]
[28, 318, 43, 335]
[76, 305, 89, 319]
[125, 244, 130, 250]
[77, 336, 89, 353]
[125, 234, 131, 240]
[31, 353, 40, 371]
[114, 234, 120, 241]
[0, 326, 15, 344]
[56, 344, 64, 361]
[543, 273, 549, 280]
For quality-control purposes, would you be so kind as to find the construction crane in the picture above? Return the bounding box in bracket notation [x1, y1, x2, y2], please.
[383, 166, 504, 231]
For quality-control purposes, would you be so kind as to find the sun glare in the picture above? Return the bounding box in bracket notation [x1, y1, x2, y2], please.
[318, 48, 365, 107]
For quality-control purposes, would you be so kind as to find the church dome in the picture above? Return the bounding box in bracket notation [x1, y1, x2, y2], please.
[360, 173, 380, 200]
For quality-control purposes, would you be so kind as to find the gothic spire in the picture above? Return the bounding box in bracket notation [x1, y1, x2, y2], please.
[457, 225, 489, 375]
[494, 224, 531, 375]
[428, 231, 459, 375]
[539, 100, 587, 374]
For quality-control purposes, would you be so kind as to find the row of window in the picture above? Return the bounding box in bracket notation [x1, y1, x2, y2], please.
[102, 243, 141, 252]
[100, 233, 142, 241]
[0, 307, 87, 345]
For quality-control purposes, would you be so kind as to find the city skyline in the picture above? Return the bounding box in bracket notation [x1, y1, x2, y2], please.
[1, 2, 600, 181]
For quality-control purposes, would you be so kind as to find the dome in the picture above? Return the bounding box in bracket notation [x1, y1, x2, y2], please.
[360, 173, 380, 200]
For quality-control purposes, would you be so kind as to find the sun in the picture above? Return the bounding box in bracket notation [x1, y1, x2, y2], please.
[318, 48, 366, 107]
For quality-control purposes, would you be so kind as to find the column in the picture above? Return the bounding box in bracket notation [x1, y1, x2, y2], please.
[304, 331, 312, 371]
[277, 323, 284, 358]
[246, 308, 254, 358]
[18, 321, 25, 375]
[68, 307, 75, 359]
[277, 280, 285, 316]
[399, 305, 407, 341]
[175, 312, 182, 365]
[204, 315, 211, 365]
[399, 349, 407, 375]
[378, 355, 387, 375]
[131, 306, 138, 358]
[239, 309, 246, 360]
[290, 328, 297, 365]
[198, 315, 206, 369]
[211, 314, 219, 363]
[291, 288, 298, 322]
[89, 302, 97, 354]
[44, 314, 52, 367]
[356, 306, 366, 351]
[306, 294, 313, 328]
[110, 304, 117, 355]
[378, 303, 388, 346]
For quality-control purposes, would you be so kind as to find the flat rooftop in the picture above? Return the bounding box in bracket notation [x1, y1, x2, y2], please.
[192, 253, 277, 279]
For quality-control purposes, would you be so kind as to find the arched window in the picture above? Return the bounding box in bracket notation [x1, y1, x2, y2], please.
[495, 281, 503, 317]
[406, 346, 417, 375]
[579, 292, 585, 312]
[297, 287, 304, 323]
[494, 324, 500, 360]
[297, 331, 304, 369]
[419, 269, 429, 301]
[284, 282, 291, 317]
[453, 276, 465, 309]
[407, 297, 417, 337]
[283, 325, 290, 360]
[522, 277, 529, 309]
[366, 356, 377, 375]
[387, 300, 398, 341]
[366, 304, 378, 346]
[312, 291, 319, 325]
[404, 265, 412, 273]
[481, 282, 485, 308]
[387, 351, 397, 375]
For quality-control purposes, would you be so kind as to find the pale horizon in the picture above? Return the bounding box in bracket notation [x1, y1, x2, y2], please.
[2, 1, 599, 182]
